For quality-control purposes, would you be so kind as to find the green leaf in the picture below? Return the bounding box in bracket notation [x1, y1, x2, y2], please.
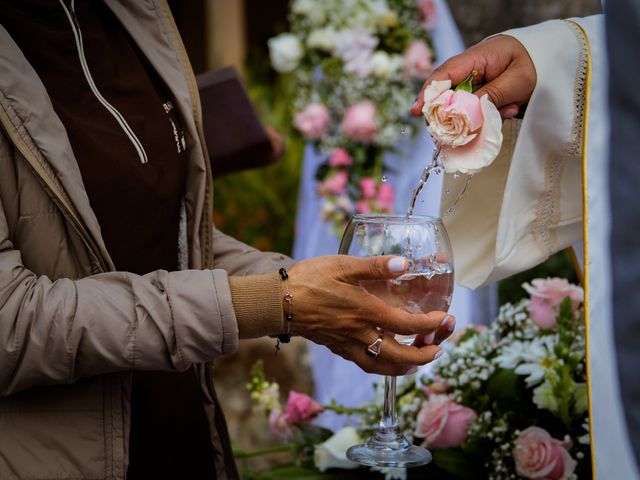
[296, 423, 334, 445]
[454, 71, 476, 93]
[432, 449, 482, 479]
[486, 369, 521, 405]
[250, 465, 373, 480]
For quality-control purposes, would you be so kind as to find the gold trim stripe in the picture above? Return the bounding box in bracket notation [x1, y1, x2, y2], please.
[566, 19, 596, 478]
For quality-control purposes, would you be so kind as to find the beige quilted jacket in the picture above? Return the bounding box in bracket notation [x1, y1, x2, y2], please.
[0, 1, 291, 478]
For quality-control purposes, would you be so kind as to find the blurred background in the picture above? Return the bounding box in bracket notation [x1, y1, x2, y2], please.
[167, 0, 601, 473]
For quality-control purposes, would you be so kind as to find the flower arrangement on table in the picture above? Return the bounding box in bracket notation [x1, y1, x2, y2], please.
[268, 0, 438, 235]
[240, 278, 590, 480]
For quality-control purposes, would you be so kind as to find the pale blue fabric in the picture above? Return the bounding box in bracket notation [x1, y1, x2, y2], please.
[291, 0, 495, 430]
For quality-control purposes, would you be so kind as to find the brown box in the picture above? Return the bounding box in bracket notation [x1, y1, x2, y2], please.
[196, 67, 277, 178]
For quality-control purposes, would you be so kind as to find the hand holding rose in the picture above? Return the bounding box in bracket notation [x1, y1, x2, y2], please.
[411, 35, 537, 120]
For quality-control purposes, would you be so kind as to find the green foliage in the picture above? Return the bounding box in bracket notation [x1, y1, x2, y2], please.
[246, 465, 379, 480]
[431, 449, 482, 480]
[212, 66, 303, 255]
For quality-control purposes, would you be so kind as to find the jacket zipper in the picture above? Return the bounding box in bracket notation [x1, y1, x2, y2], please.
[0, 104, 108, 274]
[59, 0, 149, 165]
[157, 0, 213, 266]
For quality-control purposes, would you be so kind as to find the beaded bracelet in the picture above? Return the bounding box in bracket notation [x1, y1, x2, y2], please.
[275, 267, 293, 355]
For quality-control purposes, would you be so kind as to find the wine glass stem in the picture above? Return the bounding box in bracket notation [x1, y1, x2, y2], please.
[379, 375, 398, 432]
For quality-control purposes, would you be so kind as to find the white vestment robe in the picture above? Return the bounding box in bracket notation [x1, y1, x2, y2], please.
[442, 16, 639, 480]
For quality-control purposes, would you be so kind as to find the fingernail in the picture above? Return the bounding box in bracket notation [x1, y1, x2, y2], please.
[446, 317, 456, 332]
[405, 366, 418, 375]
[423, 332, 435, 345]
[433, 350, 444, 361]
[439, 314, 453, 327]
[388, 257, 407, 273]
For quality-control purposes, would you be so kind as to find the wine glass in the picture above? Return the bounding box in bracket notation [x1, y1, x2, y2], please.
[339, 213, 454, 468]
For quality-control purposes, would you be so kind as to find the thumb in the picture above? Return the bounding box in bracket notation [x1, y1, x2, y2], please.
[339, 255, 408, 283]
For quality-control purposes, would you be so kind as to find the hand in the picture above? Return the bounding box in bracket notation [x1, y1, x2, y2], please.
[288, 255, 455, 376]
[410, 35, 537, 120]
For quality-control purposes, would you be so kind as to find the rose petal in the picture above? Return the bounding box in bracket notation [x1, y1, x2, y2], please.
[448, 91, 483, 132]
[441, 94, 503, 174]
[422, 80, 452, 115]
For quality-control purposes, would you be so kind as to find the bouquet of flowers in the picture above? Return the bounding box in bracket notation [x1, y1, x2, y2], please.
[268, 0, 438, 235]
[242, 278, 590, 480]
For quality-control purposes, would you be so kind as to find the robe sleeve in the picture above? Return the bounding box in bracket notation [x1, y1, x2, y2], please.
[441, 16, 603, 289]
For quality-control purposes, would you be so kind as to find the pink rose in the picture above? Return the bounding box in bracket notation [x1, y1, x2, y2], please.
[416, 0, 437, 29]
[375, 183, 394, 211]
[329, 148, 353, 167]
[513, 426, 577, 480]
[284, 391, 324, 424]
[355, 199, 372, 214]
[359, 177, 377, 199]
[294, 103, 331, 139]
[269, 408, 292, 439]
[414, 395, 477, 448]
[523, 278, 584, 330]
[403, 40, 434, 80]
[422, 80, 503, 174]
[341, 101, 378, 142]
[319, 171, 349, 195]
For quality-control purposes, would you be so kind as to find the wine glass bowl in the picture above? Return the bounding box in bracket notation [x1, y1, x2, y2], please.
[338, 214, 454, 468]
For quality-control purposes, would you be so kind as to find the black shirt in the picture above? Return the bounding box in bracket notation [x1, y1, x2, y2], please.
[0, 1, 216, 478]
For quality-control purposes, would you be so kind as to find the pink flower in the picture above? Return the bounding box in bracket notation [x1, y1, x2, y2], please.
[513, 426, 577, 480]
[403, 41, 434, 80]
[319, 171, 349, 195]
[284, 391, 324, 424]
[421, 375, 449, 395]
[416, 0, 437, 29]
[414, 395, 477, 448]
[422, 79, 503, 174]
[375, 183, 394, 211]
[294, 103, 331, 139]
[269, 408, 292, 439]
[523, 278, 584, 330]
[341, 101, 378, 142]
[355, 200, 372, 214]
[329, 148, 353, 167]
[359, 177, 377, 198]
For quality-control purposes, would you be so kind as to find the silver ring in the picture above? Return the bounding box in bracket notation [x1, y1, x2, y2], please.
[366, 335, 384, 358]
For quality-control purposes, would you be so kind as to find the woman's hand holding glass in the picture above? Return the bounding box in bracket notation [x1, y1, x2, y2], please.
[287, 254, 454, 376]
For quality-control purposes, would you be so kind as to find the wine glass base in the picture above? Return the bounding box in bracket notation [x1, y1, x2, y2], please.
[346, 443, 432, 468]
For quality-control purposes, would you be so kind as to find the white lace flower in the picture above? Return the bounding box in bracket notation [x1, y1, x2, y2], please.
[532, 379, 559, 413]
[333, 29, 378, 78]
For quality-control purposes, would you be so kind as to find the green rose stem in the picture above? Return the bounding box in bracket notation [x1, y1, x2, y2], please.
[455, 70, 477, 93]
[233, 443, 302, 459]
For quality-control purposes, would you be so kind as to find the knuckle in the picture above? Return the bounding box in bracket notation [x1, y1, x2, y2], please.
[482, 84, 504, 106]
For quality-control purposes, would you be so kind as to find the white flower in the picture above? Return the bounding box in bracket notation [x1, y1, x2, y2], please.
[370, 51, 403, 78]
[268, 34, 304, 73]
[292, 0, 315, 15]
[496, 336, 558, 388]
[292, 0, 326, 24]
[307, 28, 336, 52]
[368, 0, 398, 29]
[333, 29, 378, 78]
[314, 427, 361, 471]
[532, 379, 559, 413]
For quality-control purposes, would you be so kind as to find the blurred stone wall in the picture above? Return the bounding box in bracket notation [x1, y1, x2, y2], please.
[448, 0, 602, 46]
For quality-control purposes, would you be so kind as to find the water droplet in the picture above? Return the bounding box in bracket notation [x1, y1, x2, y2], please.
[400, 127, 407, 135]
[434, 167, 442, 175]
[381, 175, 388, 183]
[453, 172, 461, 179]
